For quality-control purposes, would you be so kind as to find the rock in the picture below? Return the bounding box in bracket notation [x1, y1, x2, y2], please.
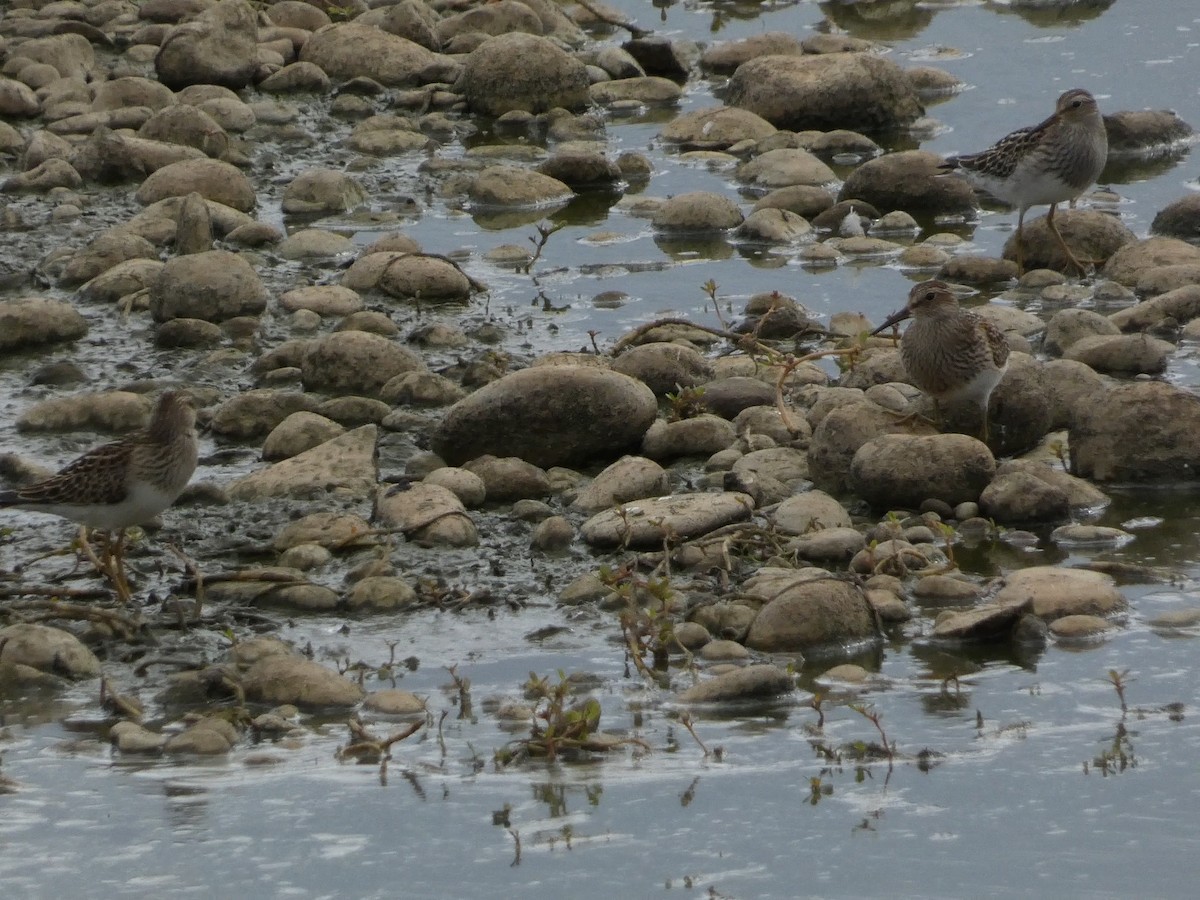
[849, 539, 941, 577]
[731, 447, 810, 489]
[772, 490, 852, 534]
[301, 331, 426, 397]
[164, 717, 238, 754]
[468, 165, 573, 207]
[807, 400, 938, 494]
[590, 76, 682, 106]
[988, 354, 1054, 458]
[1064, 333, 1173, 376]
[699, 378, 778, 419]
[110, 722, 167, 754]
[210, 389, 321, 439]
[571, 456, 669, 512]
[1050, 525, 1132, 548]
[432, 366, 657, 468]
[281, 168, 367, 215]
[932, 600, 1028, 641]
[611, 341, 714, 395]
[995, 460, 1109, 509]
[736, 208, 813, 243]
[278, 229, 354, 260]
[689, 602, 757, 642]
[0, 297, 87, 350]
[228, 425, 378, 501]
[642, 416, 738, 461]
[671, 621, 711, 651]
[155, 0, 258, 90]
[677, 664, 794, 703]
[1151, 194, 1200, 241]
[132, 157, 252, 211]
[363, 689, 426, 714]
[726, 53, 922, 132]
[345, 576, 418, 612]
[841, 150, 975, 216]
[1041, 358, 1110, 431]
[993, 566, 1124, 621]
[737, 148, 836, 189]
[0, 77, 40, 117]
[149, 250, 268, 322]
[743, 573, 879, 650]
[242, 655, 365, 708]
[423, 467, 486, 507]
[377, 254, 473, 302]
[660, 105, 776, 150]
[1004, 210, 1135, 274]
[850, 434, 995, 508]
[261, 411, 345, 461]
[279, 285, 363, 317]
[581, 492, 753, 549]
[532, 515, 573, 551]
[259, 61, 332, 94]
[1108, 285, 1200, 332]
[461, 33, 589, 115]
[462, 456, 550, 502]
[59, 230, 158, 286]
[298, 22, 438, 86]
[793, 527, 865, 562]
[979, 471, 1069, 524]
[1104, 236, 1200, 287]
[913, 575, 980, 603]
[1070, 382, 1200, 481]
[1049, 615, 1116, 640]
[753, 184, 835, 219]
[374, 482, 478, 546]
[16, 391, 151, 434]
[537, 150, 622, 188]
[651, 191, 744, 232]
[0, 623, 100, 678]
[2, 158, 82, 193]
[272, 512, 374, 552]
[1136, 264, 1200, 296]
[1044, 308, 1120, 355]
[1104, 109, 1194, 157]
[700, 32, 803, 75]
[382, 372, 466, 407]
[9, 33, 96, 82]
[817, 664, 871, 685]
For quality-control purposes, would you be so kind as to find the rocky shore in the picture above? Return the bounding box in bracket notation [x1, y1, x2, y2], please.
[2, 0, 1200, 764]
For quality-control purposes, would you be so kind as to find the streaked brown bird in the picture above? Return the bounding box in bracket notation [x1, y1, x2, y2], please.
[940, 88, 1108, 276]
[0, 390, 199, 601]
[872, 281, 1010, 442]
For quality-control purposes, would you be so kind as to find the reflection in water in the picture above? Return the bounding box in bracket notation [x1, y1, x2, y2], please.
[985, 0, 1116, 29]
[818, 0, 935, 42]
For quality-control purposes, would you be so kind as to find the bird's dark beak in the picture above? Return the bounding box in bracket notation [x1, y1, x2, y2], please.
[870, 308, 911, 336]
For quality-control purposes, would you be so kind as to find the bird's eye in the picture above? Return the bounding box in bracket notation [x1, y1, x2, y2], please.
[924, 291, 936, 301]
[1071, 100, 1082, 109]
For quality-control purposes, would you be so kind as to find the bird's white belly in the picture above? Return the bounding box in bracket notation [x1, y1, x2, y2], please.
[941, 363, 1007, 408]
[24, 480, 178, 530]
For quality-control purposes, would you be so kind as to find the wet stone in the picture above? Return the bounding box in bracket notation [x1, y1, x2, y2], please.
[1049, 615, 1116, 640]
[994, 567, 1125, 621]
[677, 664, 795, 703]
[581, 492, 754, 550]
[0, 624, 100, 678]
[698, 639, 750, 661]
[363, 689, 426, 715]
[242, 655, 365, 709]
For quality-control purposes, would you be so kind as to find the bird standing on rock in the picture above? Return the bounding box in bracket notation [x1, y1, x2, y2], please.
[872, 281, 1010, 442]
[0, 390, 199, 602]
[940, 88, 1108, 276]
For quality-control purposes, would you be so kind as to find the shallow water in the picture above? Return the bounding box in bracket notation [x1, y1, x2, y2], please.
[4, 1, 1200, 898]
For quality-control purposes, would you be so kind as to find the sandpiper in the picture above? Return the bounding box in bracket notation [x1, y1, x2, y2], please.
[941, 88, 1108, 276]
[0, 390, 199, 601]
[872, 281, 1010, 441]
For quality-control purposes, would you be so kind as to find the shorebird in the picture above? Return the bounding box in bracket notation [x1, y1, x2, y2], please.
[872, 281, 1010, 442]
[940, 88, 1108, 276]
[0, 390, 199, 602]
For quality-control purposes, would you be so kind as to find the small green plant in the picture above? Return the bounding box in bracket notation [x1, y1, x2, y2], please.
[849, 703, 895, 767]
[665, 384, 708, 421]
[496, 671, 602, 764]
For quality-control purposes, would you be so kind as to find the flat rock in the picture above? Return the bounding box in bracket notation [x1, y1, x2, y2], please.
[242, 655, 365, 708]
[993, 567, 1125, 621]
[228, 425, 378, 501]
[677, 664, 794, 703]
[0, 623, 100, 678]
[581, 492, 753, 549]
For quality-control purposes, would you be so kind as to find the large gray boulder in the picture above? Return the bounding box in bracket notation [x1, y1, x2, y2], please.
[460, 33, 590, 116]
[155, 0, 258, 90]
[726, 53, 923, 133]
[433, 366, 657, 468]
[1070, 382, 1200, 481]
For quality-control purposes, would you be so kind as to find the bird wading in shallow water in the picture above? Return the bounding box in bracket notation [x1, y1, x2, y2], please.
[940, 88, 1108, 276]
[872, 281, 1011, 442]
[0, 390, 199, 603]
